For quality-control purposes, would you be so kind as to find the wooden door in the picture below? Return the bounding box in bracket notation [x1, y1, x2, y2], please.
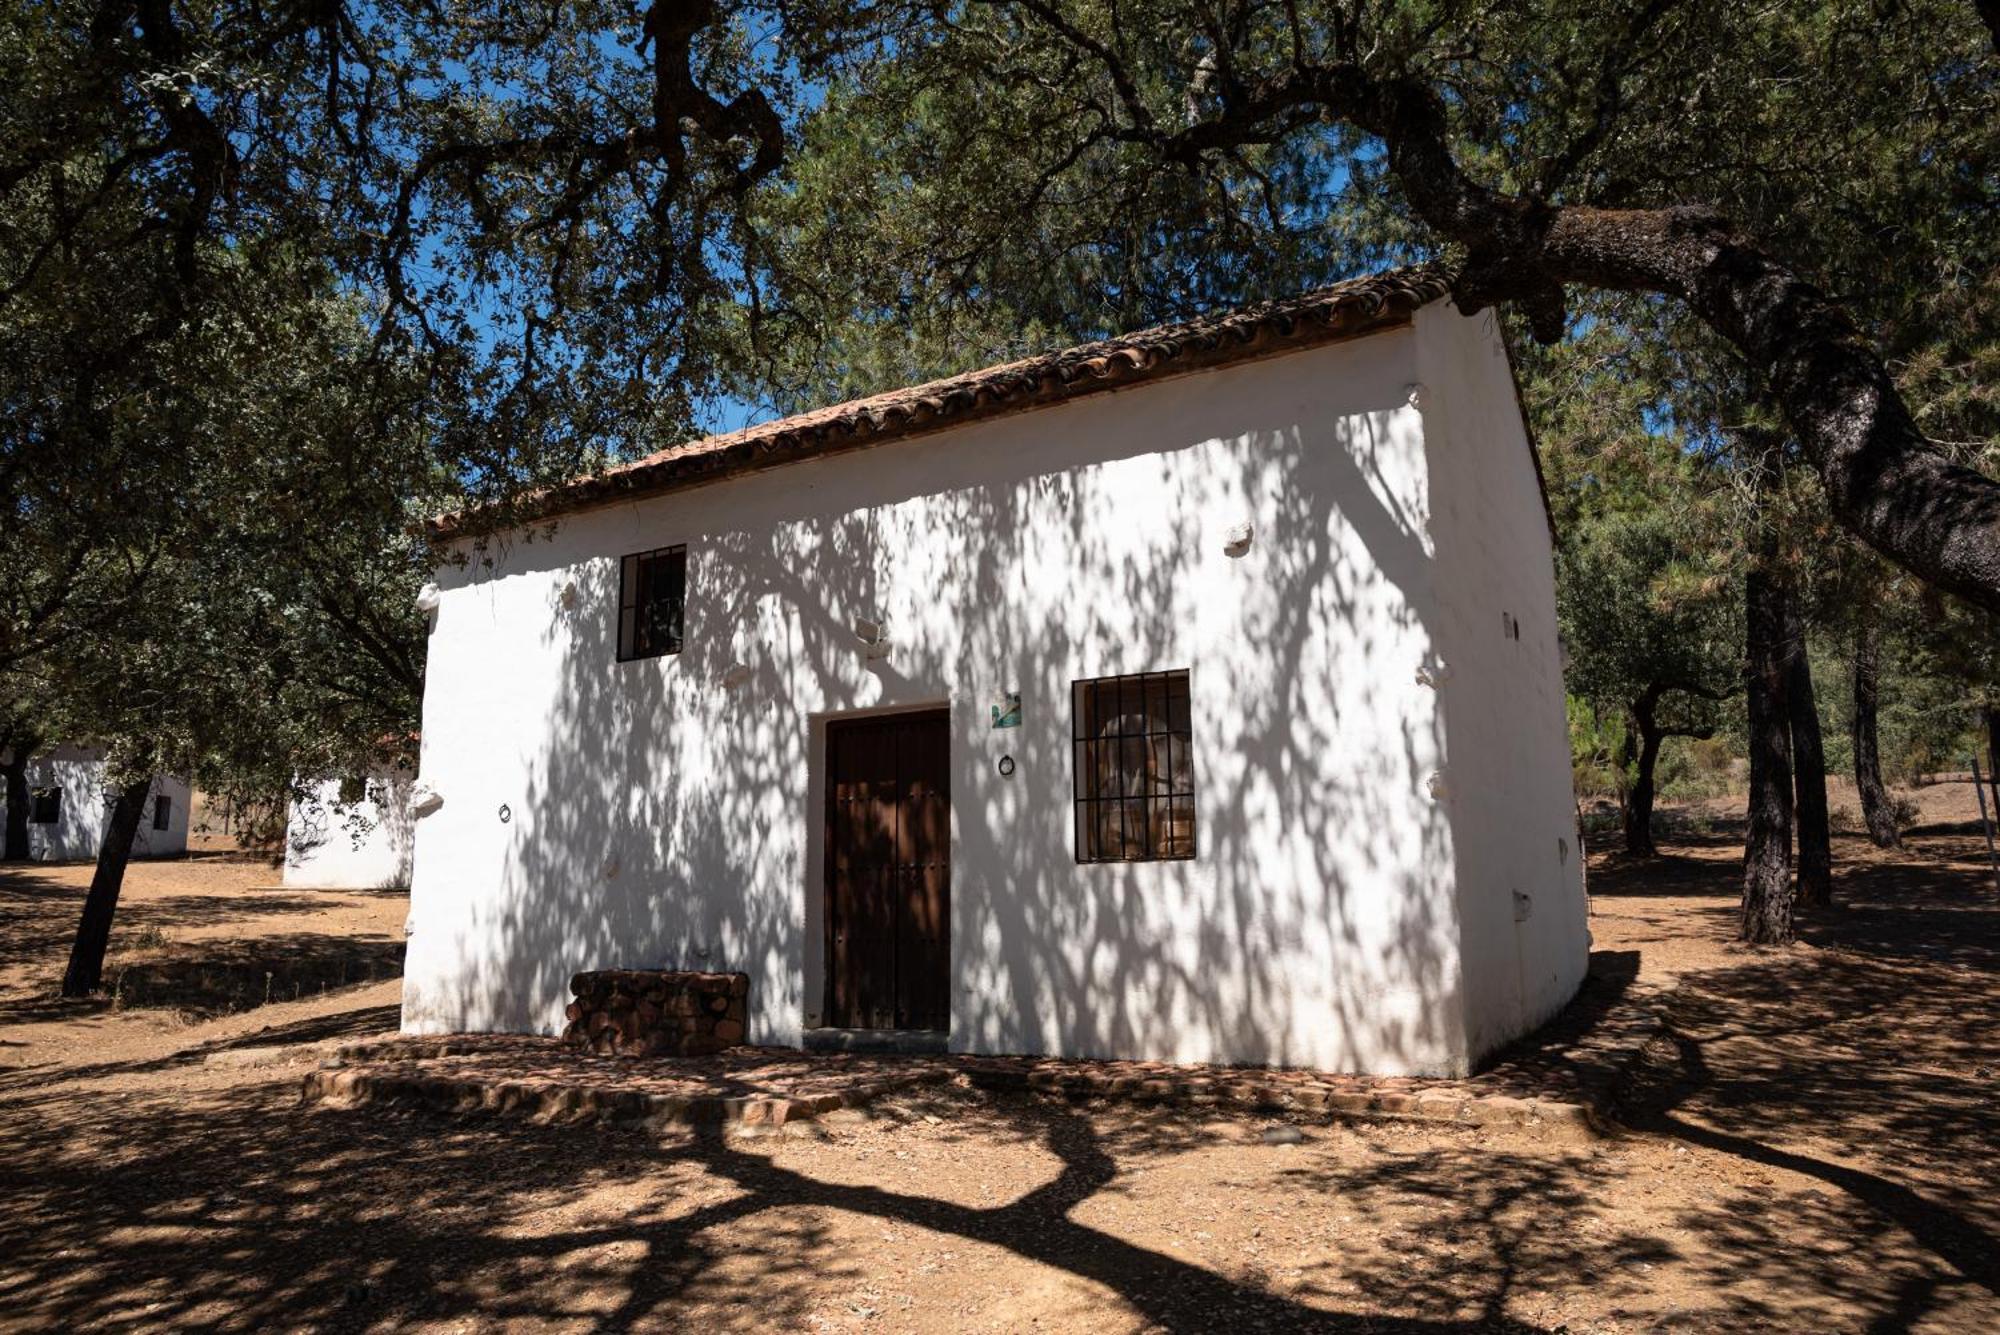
[824, 710, 950, 1031]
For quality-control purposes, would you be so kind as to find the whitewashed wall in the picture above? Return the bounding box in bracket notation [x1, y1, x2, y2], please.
[1413, 303, 1594, 1064]
[283, 769, 417, 890]
[0, 745, 190, 862]
[404, 304, 1586, 1075]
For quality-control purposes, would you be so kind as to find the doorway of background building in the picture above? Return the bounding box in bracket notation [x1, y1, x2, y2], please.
[822, 709, 950, 1032]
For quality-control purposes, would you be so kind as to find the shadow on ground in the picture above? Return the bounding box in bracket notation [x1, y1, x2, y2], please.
[0, 821, 1994, 1330]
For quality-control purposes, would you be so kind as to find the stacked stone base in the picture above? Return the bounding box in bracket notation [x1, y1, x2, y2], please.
[561, 969, 748, 1057]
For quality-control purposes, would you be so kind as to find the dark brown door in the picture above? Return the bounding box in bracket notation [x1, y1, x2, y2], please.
[824, 710, 950, 1031]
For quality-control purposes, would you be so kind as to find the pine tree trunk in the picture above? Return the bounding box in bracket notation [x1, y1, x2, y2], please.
[61, 778, 152, 997]
[2, 741, 33, 862]
[1624, 701, 1663, 858]
[1742, 567, 1797, 944]
[1851, 617, 1900, 848]
[1787, 605, 1834, 908]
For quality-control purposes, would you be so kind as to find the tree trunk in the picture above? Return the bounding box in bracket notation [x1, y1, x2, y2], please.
[1787, 605, 1834, 908]
[60, 778, 152, 997]
[1983, 705, 2000, 818]
[1625, 698, 1663, 858]
[1742, 567, 1797, 944]
[1851, 617, 1901, 848]
[2, 739, 34, 862]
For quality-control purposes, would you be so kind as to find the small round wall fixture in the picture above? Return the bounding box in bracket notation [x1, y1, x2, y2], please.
[498, 803, 512, 824]
[997, 755, 1016, 778]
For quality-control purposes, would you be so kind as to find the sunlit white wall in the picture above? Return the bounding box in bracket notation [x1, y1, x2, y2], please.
[403, 309, 1585, 1076]
[283, 770, 417, 890]
[0, 744, 190, 862]
[1414, 304, 1593, 1066]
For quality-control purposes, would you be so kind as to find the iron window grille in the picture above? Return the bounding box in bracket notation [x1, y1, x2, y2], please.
[1073, 669, 1196, 863]
[617, 544, 687, 661]
[153, 795, 171, 831]
[30, 787, 60, 824]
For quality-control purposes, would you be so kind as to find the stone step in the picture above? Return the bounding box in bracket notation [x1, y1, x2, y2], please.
[802, 1028, 948, 1055]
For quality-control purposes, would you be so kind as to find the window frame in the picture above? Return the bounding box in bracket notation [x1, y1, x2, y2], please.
[616, 544, 689, 662]
[1071, 668, 1197, 864]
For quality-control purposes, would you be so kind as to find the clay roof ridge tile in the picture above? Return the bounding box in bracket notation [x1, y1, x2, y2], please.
[431, 263, 1450, 537]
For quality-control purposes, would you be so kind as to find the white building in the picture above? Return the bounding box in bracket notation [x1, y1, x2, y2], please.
[400, 268, 1590, 1076]
[0, 744, 189, 862]
[283, 768, 417, 890]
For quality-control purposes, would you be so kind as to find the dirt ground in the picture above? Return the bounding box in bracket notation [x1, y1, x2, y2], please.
[1, 784, 1996, 1333]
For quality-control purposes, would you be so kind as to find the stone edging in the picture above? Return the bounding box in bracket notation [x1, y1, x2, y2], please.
[302, 971, 1672, 1136]
[301, 1064, 956, 1128]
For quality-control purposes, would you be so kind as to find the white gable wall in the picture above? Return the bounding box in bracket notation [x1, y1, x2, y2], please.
[0, 745, 190, 862]
[1413, 304, 1592, 1064]
[404, 308, 1583, 1075]
[284, 770, 417, 890]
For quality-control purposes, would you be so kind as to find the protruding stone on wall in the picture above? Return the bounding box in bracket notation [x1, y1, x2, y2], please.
[560, 969, 749, 1057]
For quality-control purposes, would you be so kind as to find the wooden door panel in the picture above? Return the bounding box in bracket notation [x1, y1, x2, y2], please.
[825, 711, 950, 1032]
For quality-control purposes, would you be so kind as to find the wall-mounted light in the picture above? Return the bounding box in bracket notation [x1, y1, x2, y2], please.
[409, 782, 443, 818]
[1222, 521, 1254, 558]
[559, 580, 578, 610]
[415, 583, 442, 615]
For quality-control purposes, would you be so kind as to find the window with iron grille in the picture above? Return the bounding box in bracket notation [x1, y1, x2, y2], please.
[30, 787, 60, 824]
[1072, 669, 1196, 862]
[617, 544, 687, 661]
[153, 794, 171, 831]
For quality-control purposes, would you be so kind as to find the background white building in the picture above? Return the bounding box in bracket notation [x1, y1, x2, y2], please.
[0, 744, 190, 862]
[399, 268, 1591, 1076]
[283, 767, 417, 890]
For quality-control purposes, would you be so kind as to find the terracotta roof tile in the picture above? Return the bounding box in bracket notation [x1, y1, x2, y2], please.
[432, 264, 1452, 537]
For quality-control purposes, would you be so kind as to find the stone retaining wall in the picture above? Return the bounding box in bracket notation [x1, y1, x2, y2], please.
[561, 969, 748, 1057]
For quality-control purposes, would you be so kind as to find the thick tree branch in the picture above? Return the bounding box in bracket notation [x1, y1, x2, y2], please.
[1092, 55, 2000, 611]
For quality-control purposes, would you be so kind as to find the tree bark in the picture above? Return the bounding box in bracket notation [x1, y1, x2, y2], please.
[61, 777, 152, 997]
[1624, 714, 1662, 858]
[1742, 567, 1797, 943]
[1851, 616, 1901, 848]
[2, 737, 34, 862]
[1984, 704, 2000, 822]
[1621, 684, 1674, 859]
[1787, 604, 1834, 907]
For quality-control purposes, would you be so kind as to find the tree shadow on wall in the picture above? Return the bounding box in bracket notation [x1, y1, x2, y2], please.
[408, 345, 1573, 1076]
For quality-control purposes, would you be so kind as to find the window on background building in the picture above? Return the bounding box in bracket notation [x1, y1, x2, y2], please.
[1072, 669, 1197, 863]
[30, 787, 60, 824]
[617, 544, 688, 661]
[153, 794, 171, 831]
[338, 774, 367, 805]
